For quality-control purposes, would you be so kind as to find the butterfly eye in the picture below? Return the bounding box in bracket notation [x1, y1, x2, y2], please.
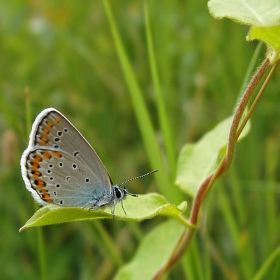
[115, 187, 123, 199]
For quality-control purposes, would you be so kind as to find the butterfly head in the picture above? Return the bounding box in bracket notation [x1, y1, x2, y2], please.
[113, 185, 137, 215]
[114, 186, 137, 201]
[112, 169, 158, 215]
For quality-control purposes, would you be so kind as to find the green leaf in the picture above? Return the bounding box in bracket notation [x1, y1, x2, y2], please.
[247, 25, 280, 62]
[19, 193, 189, 231]
[113, 219, 185, 280]
[176, 116, 250, 197]
[208, 0, 280, 27]
[248, 25, 280, 50]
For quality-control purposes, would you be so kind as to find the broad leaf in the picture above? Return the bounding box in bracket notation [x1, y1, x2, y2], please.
[114, 219, 185, 280]
[248, 25, 280, 62]
[20, 193, 189, 231]
[208, 0, 280, 27]
[176, 116, 250, 197]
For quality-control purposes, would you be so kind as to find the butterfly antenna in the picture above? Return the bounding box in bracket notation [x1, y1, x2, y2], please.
[119, 169, 158, 187]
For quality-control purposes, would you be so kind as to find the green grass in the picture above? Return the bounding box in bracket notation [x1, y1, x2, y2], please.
[1, 1, 280, 279]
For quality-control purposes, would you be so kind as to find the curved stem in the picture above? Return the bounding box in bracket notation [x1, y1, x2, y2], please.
[191, 58, 272, 225]
[225, 58, 270, 166]
[153, 57, 280, 279]
[236, 59, 280, 139]
[152, 228, 195, 280]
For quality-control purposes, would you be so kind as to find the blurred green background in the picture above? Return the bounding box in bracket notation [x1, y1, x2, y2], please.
[1, 1, 280, 279]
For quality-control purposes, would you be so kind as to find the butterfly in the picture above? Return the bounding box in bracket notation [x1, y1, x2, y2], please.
[21, 108, 157, 214]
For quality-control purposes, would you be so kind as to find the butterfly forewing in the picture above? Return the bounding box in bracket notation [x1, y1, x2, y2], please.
[21, 108, 114, 207]
[30, 109, 112, 189]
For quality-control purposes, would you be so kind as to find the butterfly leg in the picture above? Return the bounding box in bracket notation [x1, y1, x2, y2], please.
[111, 202, 116, 219]
[83, 199, 99, 211]
[120, 200, 127, 215]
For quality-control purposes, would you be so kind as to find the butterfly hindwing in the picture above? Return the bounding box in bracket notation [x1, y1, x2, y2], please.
[23, 148, 112, 207]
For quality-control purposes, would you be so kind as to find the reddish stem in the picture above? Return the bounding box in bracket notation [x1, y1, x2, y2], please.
[190, 58, 270, 225]
[152, 57, 279, 280]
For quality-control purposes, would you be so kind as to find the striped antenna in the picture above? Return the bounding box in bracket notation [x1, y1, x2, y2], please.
[119, 169, 158, 187]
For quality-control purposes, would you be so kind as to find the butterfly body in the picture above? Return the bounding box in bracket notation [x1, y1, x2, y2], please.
[21, 108, 133, 213]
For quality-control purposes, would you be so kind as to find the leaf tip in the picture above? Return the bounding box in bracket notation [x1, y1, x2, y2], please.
[19, 226, 26, 232]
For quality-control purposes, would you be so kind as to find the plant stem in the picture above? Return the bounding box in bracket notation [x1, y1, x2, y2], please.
[144, 1, 177, 179]
[37, 227, 47, 280]
[153, 57, 280, 279]
[253, 245, 280, 280]
[236, 59, 280, 139]
[191, 58, 271, 225]
[103, 0, 184, 203]
[24, 95, 47, 280]
[24, 87, 31, 140]
[94, 220, 124, 267]
[152, 228, 195, 280]
[225, 58, 270, 165]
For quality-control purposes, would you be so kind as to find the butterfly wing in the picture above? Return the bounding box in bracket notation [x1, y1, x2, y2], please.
[21, 108, 113, 207]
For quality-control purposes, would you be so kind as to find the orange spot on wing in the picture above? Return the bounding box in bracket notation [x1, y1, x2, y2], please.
[41, 191, 53, 202]
[34, 179, 46, 188]
[54, 116, 60, 123]
[41, 152, 52, 160]
[42, 128, 50, 134]
[31, 162, 40, 169]
[31, 170, 42, 179]
[52, 151, 62, 158]
[33, 155, 42, 162]
[46, 121, 53, 128]
[40, 136, 49, 144]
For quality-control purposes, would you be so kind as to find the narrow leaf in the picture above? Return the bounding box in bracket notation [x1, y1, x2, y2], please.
[103, 0, 184, 204]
